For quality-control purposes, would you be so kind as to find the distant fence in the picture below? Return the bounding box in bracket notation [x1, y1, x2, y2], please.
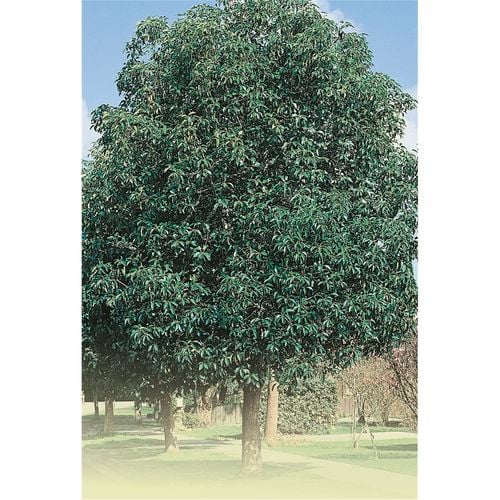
[211, 403, 242, 425]
[337, 397, 355, 418]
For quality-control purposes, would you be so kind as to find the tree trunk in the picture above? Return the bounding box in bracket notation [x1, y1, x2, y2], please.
[264, 376, 279, 445]
[351, 397, 358, 449]
[241, 384, 263, 474]
[357, 400, 366, 425]
[93, 389, 99, 417]
[365, 423, 379, 459]
[103, 398, 114, 434]
[134, 398, 142, 425]
[160, 393, 178, 452]
[381, 403, 391, 427]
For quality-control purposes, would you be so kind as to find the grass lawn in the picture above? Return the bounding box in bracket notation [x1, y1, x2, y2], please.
[82, 404, 417, 499]
[272, 438, 417, 476]
[181, 424, 242, 440]
[83, 434, 416, 499]
[84, 435, 327, 499]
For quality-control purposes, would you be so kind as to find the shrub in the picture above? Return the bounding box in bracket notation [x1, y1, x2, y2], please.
[181, 411, 203, 429]
[261, 377, 338, 435]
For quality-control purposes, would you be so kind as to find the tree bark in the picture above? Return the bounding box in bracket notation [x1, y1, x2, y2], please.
[351, 395, 358, 449]
[103, 398, 114, 434]
[241, 384, 263, 474]
[365, 423, 379, 459]
[93, 389, 99, 417]
[357, 400, 366, 425]
[160, 393, 179, 452]
[264, 376, 279, 445]
[134, 397, 142, 425]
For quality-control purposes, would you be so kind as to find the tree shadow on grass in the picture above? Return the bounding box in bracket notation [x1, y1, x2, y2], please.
[178, 438, 235, 450]
[218, 433, 242, 440]
[84, 436, 237, 463]
[85, 438, 164, 450]
[377, 443, 417, 453]
[132, 458, 315, 482]
[82, 416, 164, 441]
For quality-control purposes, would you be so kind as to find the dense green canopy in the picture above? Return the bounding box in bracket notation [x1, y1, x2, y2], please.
[83, 0, 417, 397]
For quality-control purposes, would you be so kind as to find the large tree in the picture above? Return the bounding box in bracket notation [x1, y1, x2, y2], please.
[85, 0, 417, 472]
[82, 153, 219, 449]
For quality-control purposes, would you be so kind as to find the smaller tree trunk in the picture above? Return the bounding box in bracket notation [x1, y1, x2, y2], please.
[93, 389, 99, 418]
[241, 384, 263, 474]
[160, 393, 179, 452]
[134, 398, 142, 425]
[103, 398, 114, 434]
[264, 375, 279, 445]
[381, 403, 392, 427]
[365, 423, 379, 459]
[357, 400, 366, 425]
[153, 400, 160, 421]
[351, 396, 358, 449]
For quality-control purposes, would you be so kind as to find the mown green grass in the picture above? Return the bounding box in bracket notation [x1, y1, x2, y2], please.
[82, 406, 417, 499]
[273, 438, 417, 476]
[83, 433, 416, 499]
[181, 424, 242, 440]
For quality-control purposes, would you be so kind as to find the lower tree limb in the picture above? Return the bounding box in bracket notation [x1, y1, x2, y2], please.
[241, 384, 263, 474]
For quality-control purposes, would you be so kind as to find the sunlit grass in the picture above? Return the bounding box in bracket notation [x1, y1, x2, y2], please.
[82, 405, 417, 499]
[273, 438, 417, 476]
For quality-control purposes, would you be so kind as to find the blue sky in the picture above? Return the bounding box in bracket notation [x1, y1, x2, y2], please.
[83, 0, 417, 155]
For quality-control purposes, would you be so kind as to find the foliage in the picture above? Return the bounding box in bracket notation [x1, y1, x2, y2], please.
[260, 376, 338, 434]
[83, 0, 417, 408]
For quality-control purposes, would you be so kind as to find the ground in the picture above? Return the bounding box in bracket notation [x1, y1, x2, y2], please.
[82, 402, 417, 499]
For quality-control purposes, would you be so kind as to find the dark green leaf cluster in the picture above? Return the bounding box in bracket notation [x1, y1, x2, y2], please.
[82, 0, 417, 394]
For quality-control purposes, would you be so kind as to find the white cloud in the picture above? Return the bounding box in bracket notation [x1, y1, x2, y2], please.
[82, 99, 99, 159]
[312, 1, 361, 32]
[402, 85, 418, 151]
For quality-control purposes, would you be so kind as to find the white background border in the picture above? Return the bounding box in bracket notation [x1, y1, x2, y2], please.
[1, 0, 499, 498]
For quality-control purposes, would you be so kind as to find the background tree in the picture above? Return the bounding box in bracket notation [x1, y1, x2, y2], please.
[193, 384, 219, 428]
[85, 0, 417, 472]
[82, 171, 218, 448]
[388, 332, 417, 429]
[340, 356, 396, 455]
